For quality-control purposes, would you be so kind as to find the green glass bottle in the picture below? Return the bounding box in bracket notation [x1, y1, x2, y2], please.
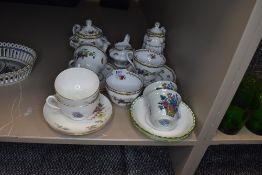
[231, 73, 257, 109]
[219, 73, 257, 135]
[245, 80, 262, 135]
[219, 105, 246, 135]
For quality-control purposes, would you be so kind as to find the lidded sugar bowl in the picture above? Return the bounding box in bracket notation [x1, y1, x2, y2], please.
[109, 34, 134, 68]
[69, 19, 110, 52]
[142, 22, 166, 54]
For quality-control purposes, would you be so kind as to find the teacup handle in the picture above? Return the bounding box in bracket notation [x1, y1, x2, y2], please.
[68, 59, 75, 67]
[46, 95, 60, 110]
[68, 59, 81, 68]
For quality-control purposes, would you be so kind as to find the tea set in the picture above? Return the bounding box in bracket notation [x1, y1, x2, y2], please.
[43, 68, 112, 135]
[43, 19, 195, 141]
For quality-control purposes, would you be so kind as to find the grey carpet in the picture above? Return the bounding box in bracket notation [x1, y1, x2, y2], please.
[0, 142, 261, 175]
[0, 142, 174, 175]
[195, 144, 262, 175]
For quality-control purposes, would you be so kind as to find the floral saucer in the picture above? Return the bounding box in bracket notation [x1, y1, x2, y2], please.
[130, 96, 195, 142]
[43, 94, 112, 135]
[155, 65, 176, 82]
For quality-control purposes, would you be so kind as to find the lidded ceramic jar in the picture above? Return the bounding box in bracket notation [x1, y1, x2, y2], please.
[133, 49, 166, 84]
[109, 34, 133, 68]
[142, 22, 166, 54]
[69, 19, 110, 52]
[105, 69, 143, 106]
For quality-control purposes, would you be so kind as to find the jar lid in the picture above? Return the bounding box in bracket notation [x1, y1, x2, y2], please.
[76, 19, 103, 38]
[147, 22, 166, 37]
[115, 34, 132, 50]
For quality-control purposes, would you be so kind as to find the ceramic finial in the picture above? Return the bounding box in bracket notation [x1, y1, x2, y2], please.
[155, 22, 160, 28]
[123, 34, 130, 43]
[86, 19, 92, 26]
[160, 26, 166, 33]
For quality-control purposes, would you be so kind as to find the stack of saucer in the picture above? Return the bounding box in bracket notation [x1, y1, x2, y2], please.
[130, 81, 195, 142]
[43, 68, 112, 135]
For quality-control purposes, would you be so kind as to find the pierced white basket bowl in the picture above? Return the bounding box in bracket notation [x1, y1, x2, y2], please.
[0, 42, 36, 86]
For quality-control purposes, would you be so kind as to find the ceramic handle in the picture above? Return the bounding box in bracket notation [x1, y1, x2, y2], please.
[126, 53, 137, 74]
[101, 37, 110, 52]
[72, 24, 81, 35]
[109, 49, 118, 58]
[46, 95, 60, 110]
[68, 59, 75, 67]
[160, 26, 166, 33]
[126, 50, 133, 61]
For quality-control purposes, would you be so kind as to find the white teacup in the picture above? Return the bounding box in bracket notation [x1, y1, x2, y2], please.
[145, 89, 182, 131]
[55, 90, 100, 107]
[45, 67, 100, 120]
[143, 81, 177, 97]
[54, 67, 99, 100]
[46, 94, 100, 120]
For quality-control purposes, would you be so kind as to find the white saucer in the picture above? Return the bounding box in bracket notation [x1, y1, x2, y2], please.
[130, 96, 195, 141]
[43, 94, 112, 135]
[155, 65, 176, 82]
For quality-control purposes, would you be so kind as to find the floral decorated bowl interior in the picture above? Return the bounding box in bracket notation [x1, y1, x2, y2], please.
[106, 69, 143, 94]
[143, 81, 178, 97]
[134, 49, 166, 67]
[54, 67, 99, 100]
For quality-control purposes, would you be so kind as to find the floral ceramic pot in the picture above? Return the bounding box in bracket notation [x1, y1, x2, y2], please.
[142, 22, 166, 54]
[145, 89, 182, 131]
[133, 49, 166, 84]
[72, 44, 107, 74]
[109, 34, 134, 68]
[69, 19, 110, 52]
[143, 81, 177, 96]
[105, 69, 143, 106]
